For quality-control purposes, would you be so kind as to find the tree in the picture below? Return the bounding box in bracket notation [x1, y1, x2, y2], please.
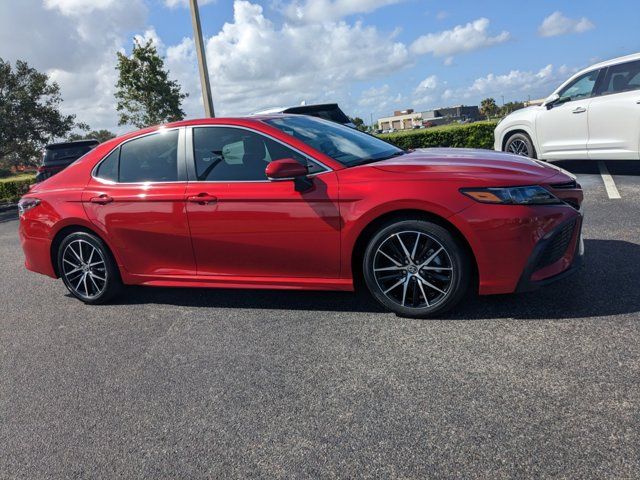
[0, 58, 76, 167]
[68, 129, 117, 144]
[499, 101, 525, 116]
[479, 98, 499, 119]
[349, 116, 366, 132]
[115, 39, 188, 129]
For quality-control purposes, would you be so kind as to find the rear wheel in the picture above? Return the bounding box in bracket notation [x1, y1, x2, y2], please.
[57, 231, 122, 304]
[363, 219, 470, 318]
[504, 132, 536, 158]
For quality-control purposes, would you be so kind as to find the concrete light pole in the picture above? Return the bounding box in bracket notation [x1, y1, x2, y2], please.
[189, 0, 215, 117]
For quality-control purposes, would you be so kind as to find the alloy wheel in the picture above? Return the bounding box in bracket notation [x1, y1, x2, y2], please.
[373, 231, 454, 309]
[507, 138, 530, 157]
[61, 239, 108, 299]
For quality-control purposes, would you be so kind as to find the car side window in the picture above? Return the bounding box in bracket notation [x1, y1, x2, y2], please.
[598, 60, 640, 95]
[558, 70, 599, 103]
[192, 127, 323, 181]
[95, 149, 119, 182]
[118, 130, 179, 183]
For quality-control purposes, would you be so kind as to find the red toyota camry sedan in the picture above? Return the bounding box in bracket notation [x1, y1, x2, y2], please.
[18, 115, 584, 317]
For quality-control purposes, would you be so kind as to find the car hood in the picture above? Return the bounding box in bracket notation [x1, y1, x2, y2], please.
[371, 148, 570, 185]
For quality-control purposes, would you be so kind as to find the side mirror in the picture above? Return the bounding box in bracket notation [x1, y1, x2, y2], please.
[266, 158, 308, 180]
[266, 158, 313, 192]
[544, 93, 560, 109]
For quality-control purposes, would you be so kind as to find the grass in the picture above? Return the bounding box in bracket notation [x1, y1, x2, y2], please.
[0, 173, 36, 183]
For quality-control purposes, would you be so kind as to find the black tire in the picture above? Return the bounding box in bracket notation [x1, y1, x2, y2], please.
[504, 132, 537, 159]
[363, 219, 470, 318]
[57, 231, 122, 304]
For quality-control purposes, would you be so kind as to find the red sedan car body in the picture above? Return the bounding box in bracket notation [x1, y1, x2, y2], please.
[18, 116, 584, 317]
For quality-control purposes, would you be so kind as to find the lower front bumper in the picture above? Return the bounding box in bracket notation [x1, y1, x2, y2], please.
[515, 216, 584, 293]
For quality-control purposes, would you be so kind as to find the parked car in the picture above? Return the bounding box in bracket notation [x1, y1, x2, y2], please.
[495, 52, 640, 160]
[36, 139, 99, 183]
[252, 103, 355, 128]
[18, 116, 583, 317]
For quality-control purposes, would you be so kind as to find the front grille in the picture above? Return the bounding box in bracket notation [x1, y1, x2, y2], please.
[550, 180, 578, 189]
[535, 220, 576, 269]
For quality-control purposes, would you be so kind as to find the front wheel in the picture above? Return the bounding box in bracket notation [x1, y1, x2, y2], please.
[504, 132, 536, 158]
[363, 220, 470, 318]
[57, 231, 122, 304]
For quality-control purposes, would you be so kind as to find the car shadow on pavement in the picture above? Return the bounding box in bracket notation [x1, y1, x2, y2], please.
[0, 208, 18, 224]
[552, 159, 640, 176]
[112, 239, 639, 320]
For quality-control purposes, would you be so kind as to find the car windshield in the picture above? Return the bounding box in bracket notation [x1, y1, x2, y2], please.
[265, 115, 404, 166]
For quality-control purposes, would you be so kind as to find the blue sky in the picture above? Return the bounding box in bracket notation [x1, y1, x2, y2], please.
[1, 0, 637, 131]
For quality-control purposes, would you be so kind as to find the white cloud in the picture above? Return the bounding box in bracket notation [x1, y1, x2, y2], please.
[538, 11, 595, 37]
[451, 64, 578, 103]
[357, 85, 405, 117]
[410, 18, 510, 61]
[164, 0, 217, 8]
[284, 0, 404, 23]
[415, 75, 438, 92]
[435, 11, 448, 21]
[1, 0, 148, 132]
[167, 0, 412, 116]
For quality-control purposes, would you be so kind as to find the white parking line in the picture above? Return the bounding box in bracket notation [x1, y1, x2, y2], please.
[598, 160, 621, 199]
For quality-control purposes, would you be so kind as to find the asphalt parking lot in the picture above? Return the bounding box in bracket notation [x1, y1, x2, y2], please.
[1, 160, 639, 478]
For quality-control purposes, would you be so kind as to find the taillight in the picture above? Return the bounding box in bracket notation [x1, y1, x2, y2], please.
[18, 198, 41, 216]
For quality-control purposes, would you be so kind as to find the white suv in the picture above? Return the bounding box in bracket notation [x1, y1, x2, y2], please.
[495, 53, 640, 160]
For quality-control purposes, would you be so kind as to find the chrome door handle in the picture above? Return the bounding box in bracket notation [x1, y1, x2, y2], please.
[572, 107, 586, 114]
[187, 193, 218, 205]
[636, 99, 640, 104]
[90, 194, 113, 205]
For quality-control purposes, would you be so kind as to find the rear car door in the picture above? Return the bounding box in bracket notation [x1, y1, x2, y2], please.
[184, 125, 341, 278]
[588, 59, 640, 160]
[535, 69, 601, 160]
[82, 127, 197, 276]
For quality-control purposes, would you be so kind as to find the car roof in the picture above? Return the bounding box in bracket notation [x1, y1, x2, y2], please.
[577, 52, 640, 75]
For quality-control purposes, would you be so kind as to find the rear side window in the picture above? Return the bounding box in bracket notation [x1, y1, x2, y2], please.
[94, 130, 179, 182]
[599, 60, 640, 95]
[95, 149, 119, 182]
[118, 130, 179, 182]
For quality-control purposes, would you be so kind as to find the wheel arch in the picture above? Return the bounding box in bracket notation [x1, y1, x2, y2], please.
[350, 209, 479, 292]
[500, 125, 539, 156]
[50, 223, 121, 279]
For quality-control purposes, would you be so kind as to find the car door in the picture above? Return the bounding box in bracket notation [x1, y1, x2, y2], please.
[588, 59, 640, 160]
[535, 69, 601, 160]
[184, 125, 341, 279]
[82, 127, 197, 276]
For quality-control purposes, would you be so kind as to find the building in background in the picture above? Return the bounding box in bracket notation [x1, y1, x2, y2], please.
[377, 109, 423, 131]
[421, 105, 481, 127]
[377, 105, 481, 131]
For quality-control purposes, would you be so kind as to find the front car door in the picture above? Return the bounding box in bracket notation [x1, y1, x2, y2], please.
[588, 59, 640, 160]
[184, 125, 341, 279]
[536, 69, 602, 160]
[82, 127, 197, 277]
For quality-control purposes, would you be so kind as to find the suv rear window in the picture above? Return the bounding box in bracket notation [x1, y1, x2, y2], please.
[44, 145, 95, 164]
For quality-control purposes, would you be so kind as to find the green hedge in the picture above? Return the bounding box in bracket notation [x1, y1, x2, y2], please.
[0, 175, 35, 202]
[378, 120, 498, 150]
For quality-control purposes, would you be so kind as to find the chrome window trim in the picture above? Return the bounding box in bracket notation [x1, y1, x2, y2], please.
[187, 124, 333, 183]
[91, 126, 188, 185]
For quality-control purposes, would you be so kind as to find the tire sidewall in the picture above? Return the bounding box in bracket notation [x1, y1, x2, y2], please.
[362, 219, 469, 318]
[57, 231, 121, 304]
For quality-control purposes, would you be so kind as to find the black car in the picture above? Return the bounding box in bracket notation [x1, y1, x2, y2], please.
[252, 103, 356, 128]
[36, 139, 99, 183]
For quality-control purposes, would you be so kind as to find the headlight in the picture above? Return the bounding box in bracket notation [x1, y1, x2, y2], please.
[460, 186, 562, 205]
[18, 198, 41, 216]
